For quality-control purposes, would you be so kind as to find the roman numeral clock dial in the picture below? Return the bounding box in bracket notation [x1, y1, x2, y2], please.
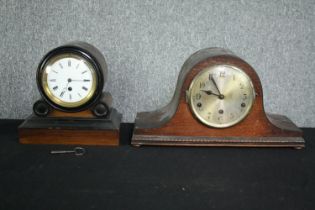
[37, 45, 104, 112]
[188, 65, 255, 128]
[41, 54, 96, 109]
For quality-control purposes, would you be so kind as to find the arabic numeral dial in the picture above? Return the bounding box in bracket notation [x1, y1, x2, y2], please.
[188, 65, 255, 128]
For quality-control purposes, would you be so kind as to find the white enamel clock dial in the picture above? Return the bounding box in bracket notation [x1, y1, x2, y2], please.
[187, 65, 255, 128]
[41, 53, 97, 108]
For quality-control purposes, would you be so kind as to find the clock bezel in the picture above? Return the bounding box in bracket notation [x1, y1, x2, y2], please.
[187, 64, 256, 128]
[37, 46, 104, 112]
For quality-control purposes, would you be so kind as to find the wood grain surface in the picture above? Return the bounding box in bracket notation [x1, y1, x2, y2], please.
[19, 128, 119, 146]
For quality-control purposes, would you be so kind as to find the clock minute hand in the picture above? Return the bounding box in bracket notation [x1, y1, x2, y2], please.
[210, 76, 224, 99]
[71, 79, 90, 82]
[210, 76, 221, 94]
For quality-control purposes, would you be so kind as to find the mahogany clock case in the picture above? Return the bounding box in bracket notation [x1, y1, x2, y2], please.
[18, 42, 121, 146]
[131, 48, 305, 148]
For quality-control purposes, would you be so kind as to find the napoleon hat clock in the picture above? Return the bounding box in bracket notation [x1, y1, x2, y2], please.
[132, 48, 305, 148]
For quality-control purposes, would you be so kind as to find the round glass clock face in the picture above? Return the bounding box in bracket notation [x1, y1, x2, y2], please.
[188, 65, 255, 128]
[40, 53, 97, 108]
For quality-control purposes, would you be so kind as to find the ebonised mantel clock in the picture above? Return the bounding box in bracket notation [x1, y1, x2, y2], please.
[131, 48, 305, 148]
[19, 41, 121, 146]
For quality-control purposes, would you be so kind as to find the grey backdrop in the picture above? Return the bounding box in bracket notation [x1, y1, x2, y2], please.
[0, 0, 314, 126]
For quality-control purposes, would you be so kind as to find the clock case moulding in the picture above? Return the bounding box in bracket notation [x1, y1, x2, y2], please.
[131, 48, 305, 148]
[19, 42, 121, 146]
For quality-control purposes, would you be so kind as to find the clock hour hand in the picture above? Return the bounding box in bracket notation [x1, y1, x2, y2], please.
[60, 80, 71, 97]
[201, 90, 221, 97]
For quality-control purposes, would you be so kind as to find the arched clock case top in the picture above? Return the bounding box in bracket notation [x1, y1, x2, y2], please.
[131, 48, 305, 148]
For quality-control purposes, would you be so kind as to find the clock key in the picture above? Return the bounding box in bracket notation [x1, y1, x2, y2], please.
[50, 147, 85, 156]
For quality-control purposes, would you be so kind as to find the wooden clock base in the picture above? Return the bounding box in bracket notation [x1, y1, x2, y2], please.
[132, 113, 304, 149]
[19, 108, 121, 146]
[132, 136, 304, 148]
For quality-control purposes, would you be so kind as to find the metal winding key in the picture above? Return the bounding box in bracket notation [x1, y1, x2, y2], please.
[50, 147, 85, 156]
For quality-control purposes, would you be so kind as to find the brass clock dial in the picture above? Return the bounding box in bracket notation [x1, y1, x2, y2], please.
[187, 65, 255, 128]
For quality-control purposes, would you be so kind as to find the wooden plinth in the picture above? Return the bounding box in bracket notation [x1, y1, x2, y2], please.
[19, 109, 121, 146]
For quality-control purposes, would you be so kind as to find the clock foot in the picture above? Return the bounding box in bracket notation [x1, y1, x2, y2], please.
[132, 144, 142, 148]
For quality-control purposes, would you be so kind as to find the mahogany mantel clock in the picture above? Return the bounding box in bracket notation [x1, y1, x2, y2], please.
[131, 48, 305, 148]
[19, 42, 121, 146]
